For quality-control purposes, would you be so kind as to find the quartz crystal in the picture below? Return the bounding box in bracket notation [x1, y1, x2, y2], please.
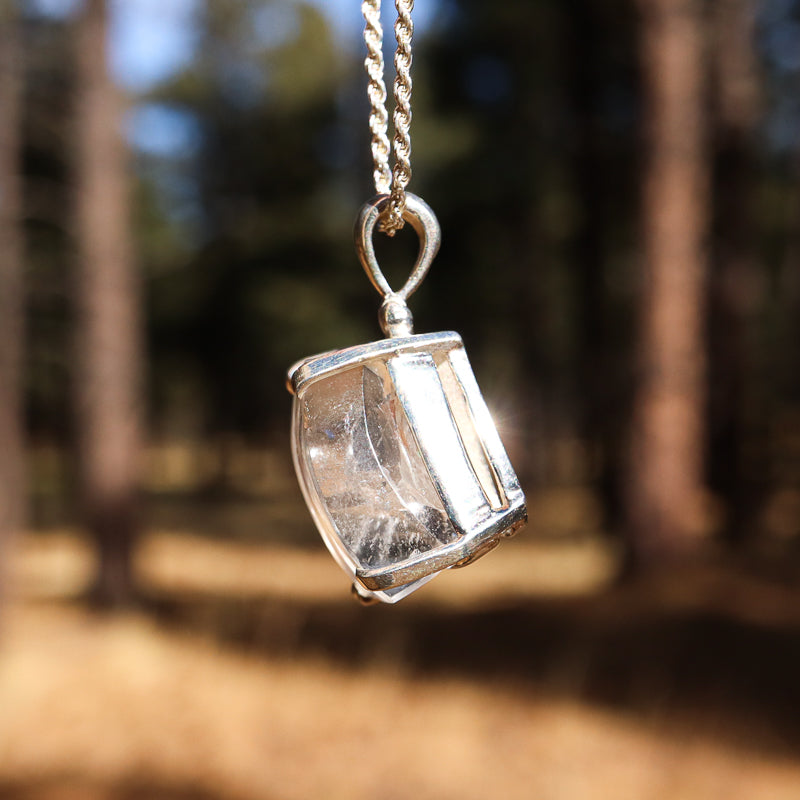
[296, 359, 461, 599]
[290, 332, 527, 603]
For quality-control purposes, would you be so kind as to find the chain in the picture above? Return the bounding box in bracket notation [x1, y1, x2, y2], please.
[362, 0, 391, 195]
[361, 0, 414, 236]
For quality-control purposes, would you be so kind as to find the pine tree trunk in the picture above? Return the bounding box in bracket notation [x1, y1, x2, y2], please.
[626, 0, 709, 565]
[566, 2, 622, 529]
[708, 0, 761, 544]
[0, 2, 26, 611]
[73, 0, 143, 606]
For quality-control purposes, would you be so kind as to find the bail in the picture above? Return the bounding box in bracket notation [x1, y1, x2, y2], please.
[354, 192, 441, 337]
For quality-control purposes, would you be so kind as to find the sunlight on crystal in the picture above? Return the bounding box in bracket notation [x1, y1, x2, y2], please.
[485, 396, 526, 465]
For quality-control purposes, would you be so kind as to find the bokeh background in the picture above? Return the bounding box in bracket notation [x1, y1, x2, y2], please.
[2, 0, 800, 797]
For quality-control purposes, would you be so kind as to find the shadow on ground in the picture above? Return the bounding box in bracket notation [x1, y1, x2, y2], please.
[141, 571, 800, 762]
[0, 779, 233, 800]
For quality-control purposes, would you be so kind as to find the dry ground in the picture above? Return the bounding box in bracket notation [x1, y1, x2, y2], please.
[2, 530, 800, 800]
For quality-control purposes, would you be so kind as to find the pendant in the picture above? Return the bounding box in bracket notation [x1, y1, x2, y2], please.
[287, 194, 526, 603]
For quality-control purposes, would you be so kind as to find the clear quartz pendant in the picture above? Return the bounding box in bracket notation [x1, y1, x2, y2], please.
[287, 195, 526, 603]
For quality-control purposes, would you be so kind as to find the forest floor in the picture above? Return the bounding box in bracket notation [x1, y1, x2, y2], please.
[2, 525, 800, 800]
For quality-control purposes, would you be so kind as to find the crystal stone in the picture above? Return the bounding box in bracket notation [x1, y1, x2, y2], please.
[290, 332, 527, 603]
[294, 359, 460, 600]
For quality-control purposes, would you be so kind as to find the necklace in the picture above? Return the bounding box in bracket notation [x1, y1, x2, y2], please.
[287, 0, 527, 604]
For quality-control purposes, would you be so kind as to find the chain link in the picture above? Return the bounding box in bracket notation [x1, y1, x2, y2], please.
[361, 0, 414, 236]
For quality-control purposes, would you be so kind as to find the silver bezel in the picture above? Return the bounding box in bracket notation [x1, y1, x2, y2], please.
[289, 331, 526, 600]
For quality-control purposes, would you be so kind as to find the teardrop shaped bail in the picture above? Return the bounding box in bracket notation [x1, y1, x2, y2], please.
[354, 193, 441, 336]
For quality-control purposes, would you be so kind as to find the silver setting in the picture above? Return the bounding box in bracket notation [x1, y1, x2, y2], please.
[288, 331, 527, 603]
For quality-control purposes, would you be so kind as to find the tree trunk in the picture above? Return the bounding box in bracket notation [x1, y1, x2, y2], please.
[565, 1, 622, 530]
[73, 0, 143, 606]
[626, 0, 710, 565]
[708, 0, 762, 544]
[0, 2, 26, 611]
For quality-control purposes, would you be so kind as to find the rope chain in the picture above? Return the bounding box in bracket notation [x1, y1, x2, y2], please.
[361, 0, 414, 236]
[362, 0, 391, 195]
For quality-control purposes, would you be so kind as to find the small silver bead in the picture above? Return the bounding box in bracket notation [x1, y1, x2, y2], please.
[379, 294, 414, 337]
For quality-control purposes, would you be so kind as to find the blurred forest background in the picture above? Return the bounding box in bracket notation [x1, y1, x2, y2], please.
[3, 0, 800, 798]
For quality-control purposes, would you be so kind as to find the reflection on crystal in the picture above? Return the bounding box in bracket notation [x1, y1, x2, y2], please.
[299, 361, 459, 570]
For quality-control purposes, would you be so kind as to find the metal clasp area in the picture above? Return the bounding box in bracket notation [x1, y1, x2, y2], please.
[354, 192, 441, 338]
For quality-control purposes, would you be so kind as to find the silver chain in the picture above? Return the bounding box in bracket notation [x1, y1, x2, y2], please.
[361, 0, 414, 236]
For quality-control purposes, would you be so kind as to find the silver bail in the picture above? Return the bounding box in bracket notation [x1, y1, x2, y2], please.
[354, 192, 441, 338]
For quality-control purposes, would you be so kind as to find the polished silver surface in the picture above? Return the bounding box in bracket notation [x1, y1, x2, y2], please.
[289, 330, 527, 603]
[287, 331, 462, 396]
[354, 192, 441, 338]
[378, 294, 414, 338]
